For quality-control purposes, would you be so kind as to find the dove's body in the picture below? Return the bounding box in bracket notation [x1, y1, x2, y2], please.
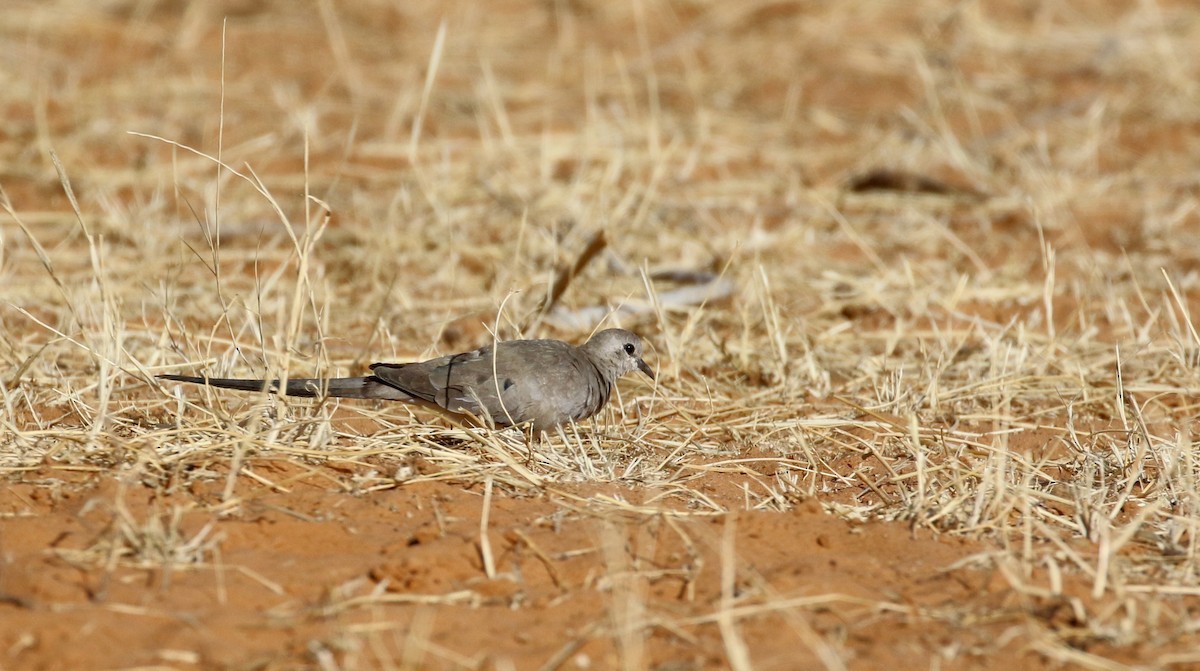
[158, 329, 653, 431]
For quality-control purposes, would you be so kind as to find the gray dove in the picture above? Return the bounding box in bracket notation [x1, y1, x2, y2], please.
[158, 328, 654, 431]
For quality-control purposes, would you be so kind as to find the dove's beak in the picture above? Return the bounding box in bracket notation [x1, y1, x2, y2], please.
[637, 358, 655, 380]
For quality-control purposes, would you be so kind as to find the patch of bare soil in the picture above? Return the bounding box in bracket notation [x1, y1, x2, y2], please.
[3, 460, 1067, 671]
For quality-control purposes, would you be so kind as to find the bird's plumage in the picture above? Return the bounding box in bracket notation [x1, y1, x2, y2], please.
[158, 328, 653, 431]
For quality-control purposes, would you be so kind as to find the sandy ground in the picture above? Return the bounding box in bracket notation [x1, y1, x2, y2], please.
[5, 1, 1200, 669]
[1, 462, 1046, 670]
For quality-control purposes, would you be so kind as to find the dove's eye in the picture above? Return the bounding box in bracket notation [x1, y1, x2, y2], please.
[623, 343, 636, 355]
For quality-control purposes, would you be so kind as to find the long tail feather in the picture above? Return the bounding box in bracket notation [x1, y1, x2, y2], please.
[157, 374, 379, 399]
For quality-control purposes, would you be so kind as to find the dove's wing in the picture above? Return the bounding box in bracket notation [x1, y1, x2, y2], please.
[368, 340, 602, 428]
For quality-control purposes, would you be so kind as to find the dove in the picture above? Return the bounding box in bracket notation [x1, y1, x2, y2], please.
[157, 328, 654, 431]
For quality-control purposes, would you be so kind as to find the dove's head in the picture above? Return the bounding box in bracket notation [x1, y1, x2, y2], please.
[584, 329, 655, 381]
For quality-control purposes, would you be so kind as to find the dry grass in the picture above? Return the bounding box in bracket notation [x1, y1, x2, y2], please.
[5, 0, 1200, 669]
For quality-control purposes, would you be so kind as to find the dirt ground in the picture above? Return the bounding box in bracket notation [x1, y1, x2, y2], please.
[5, 1, 1200, 669]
